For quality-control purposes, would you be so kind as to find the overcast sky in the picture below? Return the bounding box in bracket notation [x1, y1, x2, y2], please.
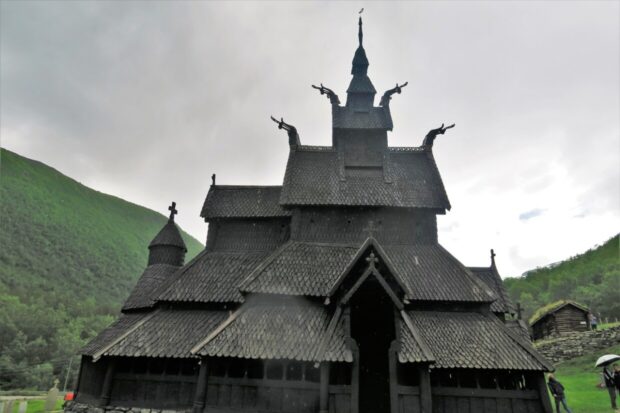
[2, 1, 618, 277]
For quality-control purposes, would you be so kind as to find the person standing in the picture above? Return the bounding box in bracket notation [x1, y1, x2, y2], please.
[590, 313, 598, 330]
[547, 374, 573, 413]
[603, 365, 617, 409]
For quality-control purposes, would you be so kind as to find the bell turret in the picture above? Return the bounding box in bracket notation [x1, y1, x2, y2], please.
[147, 202, 187, 266]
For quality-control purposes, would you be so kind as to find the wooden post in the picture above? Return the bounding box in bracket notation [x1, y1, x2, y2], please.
[388, 342, 399, 413]
[419, 365, 432, 413]
[193, 358, 209, 413]
[350, 340, 360, 413]
[319, 362, 330, 413]
[99, 358, 116, 407]
[536, 373, 553, 413]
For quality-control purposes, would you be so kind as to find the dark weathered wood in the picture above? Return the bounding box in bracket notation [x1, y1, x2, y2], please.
[419, 366, 432, 413]
[192, 359, 209, 413]
[431, 387, 539, 400]
[536, 374, 553, 413]
[99, 358, 116, 407]
[350, 339, 360, 413]
[320, 362, 330, 413]
[389, 343, 399, 413]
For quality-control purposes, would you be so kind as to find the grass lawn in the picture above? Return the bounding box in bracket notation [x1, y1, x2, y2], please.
[552, 343, 620, 413]
[7, 399, 64, 413]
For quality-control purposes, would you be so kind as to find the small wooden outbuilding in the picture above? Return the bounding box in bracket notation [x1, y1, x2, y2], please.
[530, 300, 590, 340]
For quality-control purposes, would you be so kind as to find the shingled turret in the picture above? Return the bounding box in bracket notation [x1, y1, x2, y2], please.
[147, 202, 187, 266]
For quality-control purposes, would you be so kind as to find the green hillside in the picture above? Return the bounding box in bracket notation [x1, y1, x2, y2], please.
[504, 234, 620, 323]
[0, 148, 203, 390]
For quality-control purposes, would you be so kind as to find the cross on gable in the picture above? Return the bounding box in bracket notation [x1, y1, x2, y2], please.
[168, 202, 178, 221]
[516, 302, 523, 320]
[365, 252, 379, 269]
[363, 220, 380, 238]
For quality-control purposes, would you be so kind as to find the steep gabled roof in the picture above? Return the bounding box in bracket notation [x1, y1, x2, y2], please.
[469, 265, 516, 314]
[157, 250, 271, 303]
[122, 264, 179, 311]
[81, 313, 146, 357]
[201, 185, 291, 220]
[192, 297, 352, 363]
[399, 311, 552, 371]
[332, 106, 389, 129]
[280, 147, 450, 209]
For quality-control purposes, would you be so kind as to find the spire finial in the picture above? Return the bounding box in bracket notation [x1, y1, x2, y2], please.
[168, 201, 178, 222]
[490, 249, 496, 266]
[358, 15, 363, 46]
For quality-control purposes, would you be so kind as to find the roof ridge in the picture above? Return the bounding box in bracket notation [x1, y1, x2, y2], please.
[238, 241, 294, 291]
[211, 185, 283, 190]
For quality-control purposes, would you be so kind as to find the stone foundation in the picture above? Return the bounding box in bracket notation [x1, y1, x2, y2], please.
[64, 401, 190, 413]
[534, 325, 620, 364]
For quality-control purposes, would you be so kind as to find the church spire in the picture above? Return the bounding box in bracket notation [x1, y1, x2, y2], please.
[347, 15, 376, 108]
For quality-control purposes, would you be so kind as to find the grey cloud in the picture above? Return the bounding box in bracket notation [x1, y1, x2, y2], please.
[519, 209, 546, 221]
[1, 1, 618, 276]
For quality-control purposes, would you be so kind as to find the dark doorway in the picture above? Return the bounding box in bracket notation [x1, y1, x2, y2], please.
[350, 276, 396, 413]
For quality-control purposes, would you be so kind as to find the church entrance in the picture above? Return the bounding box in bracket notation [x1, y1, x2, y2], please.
[350, 276, 396, 413]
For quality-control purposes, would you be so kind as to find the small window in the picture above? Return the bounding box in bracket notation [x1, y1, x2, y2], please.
[165, 359, 180, 375]
[117, 359, 132, 374]
[305, 363, 320, 383]
[247, 359, 264, 379]
[228, 359, 246, 378]
[210, 358, 227, 377]
[266, 361, 284, 380]
[458, 370, 477, 388]
[329, 363, 351, 385]
[133, 358, 147, 374]
[286, 362, 303, 381]
[181, 359, 197, 376]
[149, 359, 165, 375]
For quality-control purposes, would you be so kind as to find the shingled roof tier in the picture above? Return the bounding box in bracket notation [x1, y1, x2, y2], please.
[193, 298, 352, 363]
[87, 309, 228, 360]
[82, 313, 146, 357]
[280, 148, 450, 209]
[122, 264, 179, 311]
[469, 265, 516, 314]
[201, 186, 291, 220]
[241, 240, 496, 303]
[399, 311, 552, 371]
[157, 250, 271, 303]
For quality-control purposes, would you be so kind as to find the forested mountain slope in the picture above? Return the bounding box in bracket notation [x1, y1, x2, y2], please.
[0, 148, 203, 389]
[504, 234, 619, 323]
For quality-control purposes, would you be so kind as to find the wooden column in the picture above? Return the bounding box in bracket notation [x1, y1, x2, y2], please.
[350, 341, 360, 413]
[536, 373, 553, 413]
[388, 342, 399, 413]
[99, 358, 116, 407]
[418, 365, 432, 413]
[319, 362, 330, 413]
[192, 358, 209, 413]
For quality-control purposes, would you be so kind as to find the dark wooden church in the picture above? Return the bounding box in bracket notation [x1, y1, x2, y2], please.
[69, 17, 554, 413]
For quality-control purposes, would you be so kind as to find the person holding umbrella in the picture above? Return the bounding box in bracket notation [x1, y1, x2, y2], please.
[596, 354, 620, 409]
[547, 374, 573, 413]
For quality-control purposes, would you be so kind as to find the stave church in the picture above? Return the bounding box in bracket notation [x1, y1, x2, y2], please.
[69, 16, 554, 413]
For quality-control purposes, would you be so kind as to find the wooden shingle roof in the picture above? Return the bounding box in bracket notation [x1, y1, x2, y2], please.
[157, 250, 271, 303]
[148, 221, 187, 251]
[193, 298, 352, 362]
[399, 311, 552, 371]
[332, 106, 390, 130]
[122, 263, 179, 311]
[201, 186, 291, 220]
[280, 148, 450, 210]
[99, 309, 228, 359]
[468, 265, 516, 314]
[241, 240, 496, 304]
[82, 313, 146, 357]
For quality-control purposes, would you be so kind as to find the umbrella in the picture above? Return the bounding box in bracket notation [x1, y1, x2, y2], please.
[595, 354, 620, 368]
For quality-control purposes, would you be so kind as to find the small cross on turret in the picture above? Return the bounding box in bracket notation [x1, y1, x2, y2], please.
[365, 252, 379, 269]
[490, 248, 496, 266]
[168, 202, 178, 222]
